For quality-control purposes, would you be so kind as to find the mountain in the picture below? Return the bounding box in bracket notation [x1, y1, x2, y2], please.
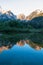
[26, 9, 43, 20]
[17, 14, 25, 20]
[30, 16, 43, 28]
[0, 8, 43, 21]
[0, 8, 17, 21]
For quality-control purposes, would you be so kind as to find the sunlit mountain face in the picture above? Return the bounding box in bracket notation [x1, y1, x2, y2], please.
[17, 9, 43, 20]
[17, 14, 25, 20]
[26, 9, 43, 20]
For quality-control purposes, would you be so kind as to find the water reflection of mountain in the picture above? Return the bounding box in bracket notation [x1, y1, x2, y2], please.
[0, 39, 43, 52]
[0, 43, 43, 65]
[25, 40, 42, 50]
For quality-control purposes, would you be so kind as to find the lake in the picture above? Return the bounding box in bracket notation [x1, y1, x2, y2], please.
[0, 43, 43, 65]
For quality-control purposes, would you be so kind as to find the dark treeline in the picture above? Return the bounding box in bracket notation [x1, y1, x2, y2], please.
[0, 16, 43, 32]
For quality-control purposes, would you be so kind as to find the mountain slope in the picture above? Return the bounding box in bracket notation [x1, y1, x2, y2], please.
[17, 14, 25, 20]
[0, 8, 17, 21]
[26, 9, 43, 20]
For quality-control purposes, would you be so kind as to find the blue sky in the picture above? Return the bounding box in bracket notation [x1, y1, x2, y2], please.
[0, 0, 43, 15]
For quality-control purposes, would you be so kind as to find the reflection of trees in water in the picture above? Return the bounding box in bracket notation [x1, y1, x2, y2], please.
[0, 33, 43, 50]
[0, 40, 42, 52]
[25, 40, 42, 50]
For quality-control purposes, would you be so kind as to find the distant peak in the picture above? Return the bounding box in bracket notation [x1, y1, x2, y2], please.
[35, 9, 43, 14]
[17, 13, 25, 20]
[26, 9, 43, 20]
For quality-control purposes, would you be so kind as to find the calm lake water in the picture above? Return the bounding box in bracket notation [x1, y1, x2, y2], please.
[0, 43, 43, 65]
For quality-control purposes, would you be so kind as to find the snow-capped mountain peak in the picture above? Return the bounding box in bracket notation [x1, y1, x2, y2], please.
[26, 9, 43, 20]
[36, 9, 41, 14]
[35, 9, 43, 14]
[0, 7, 17, 21]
